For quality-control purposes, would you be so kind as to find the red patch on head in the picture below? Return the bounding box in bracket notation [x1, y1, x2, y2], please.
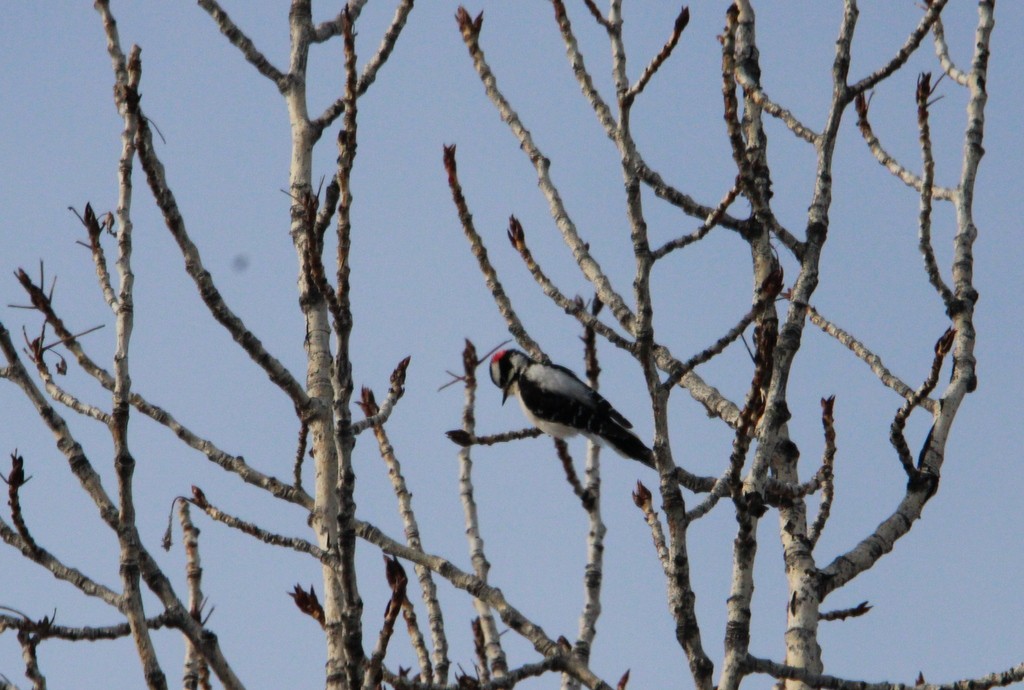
[491, 349, 507, 364]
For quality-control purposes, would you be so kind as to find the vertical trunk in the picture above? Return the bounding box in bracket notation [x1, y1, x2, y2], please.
[285, 74, 348, 690]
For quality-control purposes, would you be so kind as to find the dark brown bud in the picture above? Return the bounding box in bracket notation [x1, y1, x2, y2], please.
[391, 355, 412, 387]
[854, 92, 869, 121]
[446, 430, 473, 447]
[935, 327, 956, 357]
[6, 452, 26, 488]
[358, 387, 378, 417]
[820, 395, 835, 422]
[632, 480, 652, 511]
[190, 485, 208, 508]
[916, 72, 933, 106]
[462, 339, 478, 372]
[443, 144, 458, 181]
[507, 215, 526, 252]
[455, 7, 483, 40]
[289, 584, 326, 629]
[675, 7, 690, 35]
[384, 555, 408, 594]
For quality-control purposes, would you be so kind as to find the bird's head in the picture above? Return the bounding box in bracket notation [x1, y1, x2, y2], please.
[490, 349, 528, 404]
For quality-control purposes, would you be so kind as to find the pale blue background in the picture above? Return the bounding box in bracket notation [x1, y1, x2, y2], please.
[1, 2, 1022, 688]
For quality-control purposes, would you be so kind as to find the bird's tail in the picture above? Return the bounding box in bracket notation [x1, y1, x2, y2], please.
[592, 426, 654, 469]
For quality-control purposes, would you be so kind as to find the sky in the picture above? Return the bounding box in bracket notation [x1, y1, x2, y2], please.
[1, 2, 1023, 689]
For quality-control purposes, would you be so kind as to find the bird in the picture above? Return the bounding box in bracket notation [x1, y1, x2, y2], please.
[489, 349, 653, 467]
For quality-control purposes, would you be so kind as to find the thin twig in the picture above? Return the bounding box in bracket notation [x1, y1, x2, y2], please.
[359, 386, 448, 683]
[807, 396, 837, 547]
[805, 302, 935, 412]
[930, 14, 968, 85]
[652, 183, 740, 260]
[443, 145, 544, 361]
[915, 72, 956, 309]
[506, 216, 634, 354]
[623, 6, 690, 106]
[456, 9, 636, 333]
[848, 0, 950, 96]
[196, 0, 287, 89]
[853, 93, 957, 201]
[453, 338, 508, 678]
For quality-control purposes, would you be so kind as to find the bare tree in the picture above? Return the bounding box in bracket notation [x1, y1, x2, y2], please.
[0, 2, 1017, 690]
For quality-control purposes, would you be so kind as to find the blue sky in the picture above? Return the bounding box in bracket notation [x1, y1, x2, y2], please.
[1, 2, 1022, 688]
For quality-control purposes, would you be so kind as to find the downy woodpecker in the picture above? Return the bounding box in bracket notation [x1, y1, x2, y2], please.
[489, 349, 653, 467]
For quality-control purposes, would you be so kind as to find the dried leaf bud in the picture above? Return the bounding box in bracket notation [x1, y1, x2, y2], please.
[446, 430, 473, 447]
[916, 72, 932, 106]
[675, 7, 690, 35]
[632, 480, 652, 510]
[854, 92, 869, 121]
[820, 395, 835, 422]
[83, 203, 103, 244]
[617, 669, 631, 690]
[384, 555, 408, 593]
[935, 327, 956, 357]
[462, 339, 477, 372]
[507, 215, 526, 252]
[391, 356, 412, 387]
[7, 452, 26, 488]
[443, 144, 458, 179]
[190, 485, 208, 508]
[288, 584, 326, 629]
[455, 8, 483, 40]
[358, 387, 379, 417]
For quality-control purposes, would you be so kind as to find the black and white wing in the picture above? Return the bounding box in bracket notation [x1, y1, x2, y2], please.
[518, 363, 652, 464]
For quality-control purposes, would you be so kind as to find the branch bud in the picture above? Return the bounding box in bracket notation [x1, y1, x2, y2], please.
[383, 555, 408, 594]
[820, 395, 835, 424]
[455, 7, 483, 41]
[359, 387, 379, 417]
[507, 215, 526, 253]
[675, 7, 690, 36]
[288, 584, 326, 629]
[934, 327, 956, 357]
[443, 144, 458, 186]
[632, 480, 652, 511]
[190, 485, 208, 509]
[446, 430, 473, 447]
[854, 92, 870, 123]
[391, 355, 411, 388]
[462, 339, 478, 375]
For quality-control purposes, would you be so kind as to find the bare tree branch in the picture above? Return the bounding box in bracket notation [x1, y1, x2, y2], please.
[196, 0, 287, 90]
[848, 0, 950, 96]
[456, 8, 636, 334]
[853, 92, 958, 201]
[805, 302, 935, 411]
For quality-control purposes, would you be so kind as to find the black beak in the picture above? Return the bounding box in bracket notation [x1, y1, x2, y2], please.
[501, 388, 510, 405]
